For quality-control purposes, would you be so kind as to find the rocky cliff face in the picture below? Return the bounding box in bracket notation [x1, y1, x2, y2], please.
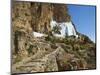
[12, 1, 33, 58]
[12, 1, 71, 34]
[53, 4, 71, 22]
[12, 1, 96, 74]
[31, 3, 53, 33]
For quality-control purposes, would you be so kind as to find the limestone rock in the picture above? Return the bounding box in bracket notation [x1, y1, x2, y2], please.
[53, 4, 71, 22]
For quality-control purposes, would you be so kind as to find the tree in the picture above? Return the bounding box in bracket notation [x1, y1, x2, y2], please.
[52, 25, 61, 34]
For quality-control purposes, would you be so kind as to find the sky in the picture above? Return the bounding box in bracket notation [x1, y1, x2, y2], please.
[67, 4, 96, 42]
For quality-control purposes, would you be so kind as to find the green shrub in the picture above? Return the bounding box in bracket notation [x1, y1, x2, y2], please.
[13, 56, 21, 64]
[27, 45, 33, 54]
[52, 25, 61, 34]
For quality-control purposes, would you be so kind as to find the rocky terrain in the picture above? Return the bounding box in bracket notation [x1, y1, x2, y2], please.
[11, 1, 96, 74]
